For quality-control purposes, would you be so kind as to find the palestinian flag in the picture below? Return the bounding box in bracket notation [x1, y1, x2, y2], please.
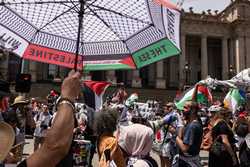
[223, 89, 246, 113]
[175, 84, 213, 110]
[83, 81, 111, 111]
[153, 0, 179, 10]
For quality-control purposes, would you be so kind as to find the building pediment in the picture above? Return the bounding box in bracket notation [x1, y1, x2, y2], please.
[182, 0, 250, 23]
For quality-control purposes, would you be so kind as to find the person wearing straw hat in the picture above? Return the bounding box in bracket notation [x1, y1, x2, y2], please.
[0, 121, 15, 167]
[9, 95, 34, 156]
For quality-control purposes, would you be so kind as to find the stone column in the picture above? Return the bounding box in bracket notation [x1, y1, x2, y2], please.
[235, 37, 245, 73]
[132, 70, 142, 88]
[222, 37, 229, 80]
[29, 61, 37, 82]
[201, 35, 208, 79]
[179, 34, 186, 88]
[156, 61, 166, 89]
[106, 70, 117, 83]
[148, 64, 156, 87]
[246, 37, 250, 69]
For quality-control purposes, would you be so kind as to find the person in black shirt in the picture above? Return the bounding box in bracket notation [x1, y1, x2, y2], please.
[208, 107, 239, 167]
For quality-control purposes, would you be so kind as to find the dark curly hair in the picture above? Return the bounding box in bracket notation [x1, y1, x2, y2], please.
[94, 107, 120, 136]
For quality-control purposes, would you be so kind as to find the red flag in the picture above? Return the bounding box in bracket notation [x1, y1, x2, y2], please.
[83, 81, 111, 110]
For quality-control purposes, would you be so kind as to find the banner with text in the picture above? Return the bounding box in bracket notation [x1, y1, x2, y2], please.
[163, 7, 180, 50]
[0, 25, 29, 56]
[132, 38, 180, 68]
[23, 44, 83, 69]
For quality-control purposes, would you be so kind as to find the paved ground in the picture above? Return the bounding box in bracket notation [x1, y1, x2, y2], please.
[23, 138, 209, 167]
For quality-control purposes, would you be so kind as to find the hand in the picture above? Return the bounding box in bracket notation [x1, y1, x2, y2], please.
[61, 70, 81, 102]
[176, 114, 184, 128]
[163, 113, 177, 125]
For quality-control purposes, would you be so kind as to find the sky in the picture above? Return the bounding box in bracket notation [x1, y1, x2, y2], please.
[171, 0, 232, 13]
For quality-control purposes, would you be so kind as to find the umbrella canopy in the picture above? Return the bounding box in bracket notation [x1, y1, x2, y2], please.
[0, 0, 180, 71]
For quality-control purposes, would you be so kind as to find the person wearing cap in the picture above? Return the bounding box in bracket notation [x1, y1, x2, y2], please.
[207, 106, 239, 167]
[172, 101, 203, 167]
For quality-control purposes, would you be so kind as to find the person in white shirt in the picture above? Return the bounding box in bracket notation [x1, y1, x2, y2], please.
[33, 104, 51, 151]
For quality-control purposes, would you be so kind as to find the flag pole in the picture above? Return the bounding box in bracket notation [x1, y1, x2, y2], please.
[74, 0, 85, 71]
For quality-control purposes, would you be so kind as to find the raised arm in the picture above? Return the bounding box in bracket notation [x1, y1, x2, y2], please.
[26, 71, 81, 167]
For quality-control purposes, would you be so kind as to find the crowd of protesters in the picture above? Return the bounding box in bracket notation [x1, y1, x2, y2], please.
[0, 70, 250, 167]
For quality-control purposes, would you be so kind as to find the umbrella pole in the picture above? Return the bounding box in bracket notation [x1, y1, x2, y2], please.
[74, 0, 85, 71]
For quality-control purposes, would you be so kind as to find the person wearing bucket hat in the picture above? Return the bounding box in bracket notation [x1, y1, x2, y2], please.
[0, 121, 15, 166]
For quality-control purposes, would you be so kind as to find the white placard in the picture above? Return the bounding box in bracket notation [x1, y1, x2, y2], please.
[0, 25, 29, 57]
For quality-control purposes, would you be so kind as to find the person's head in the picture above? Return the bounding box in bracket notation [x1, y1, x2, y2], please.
[183, 101, 199, 121]
[211, 107, 232, 123]
[94, 107, 119, 136]
[208, 105, 222, 118]
[11, 96, 29, 110]
[163, 102, 174, 114]
[42, 104, 49, 113]
[236, 122, 249, 138]
[0, 121, 15, 161]
[118, 124, 154, 159]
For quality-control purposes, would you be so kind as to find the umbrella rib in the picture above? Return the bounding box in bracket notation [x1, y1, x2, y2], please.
[87, 3, 151, 25]
[61, 2, 79, 13]
[29, 3, 78, 43]
[86, 5, 124, 42]
[85, 9, 133, 59]
[0, 1, 78, 5]
[38, 4, 78, 32]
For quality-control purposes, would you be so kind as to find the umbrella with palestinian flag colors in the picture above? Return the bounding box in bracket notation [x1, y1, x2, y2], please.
[175, 84, 213, 110]
[83, 81, 111, 111]
[0, 0, 180, 71]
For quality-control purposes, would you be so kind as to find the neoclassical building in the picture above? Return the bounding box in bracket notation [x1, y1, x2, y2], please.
[0, 0, 250, 89]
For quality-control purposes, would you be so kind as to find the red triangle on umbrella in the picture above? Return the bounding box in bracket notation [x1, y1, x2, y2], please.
[119, 56, 136, 69]
[153, 0, 179, 10]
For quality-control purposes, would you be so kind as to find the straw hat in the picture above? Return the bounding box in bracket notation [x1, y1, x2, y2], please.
[11, 96, 29, 106]
[0, 121, 15, 161]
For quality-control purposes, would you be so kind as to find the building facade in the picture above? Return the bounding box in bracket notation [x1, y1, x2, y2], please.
[1, 0, 250, 89]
